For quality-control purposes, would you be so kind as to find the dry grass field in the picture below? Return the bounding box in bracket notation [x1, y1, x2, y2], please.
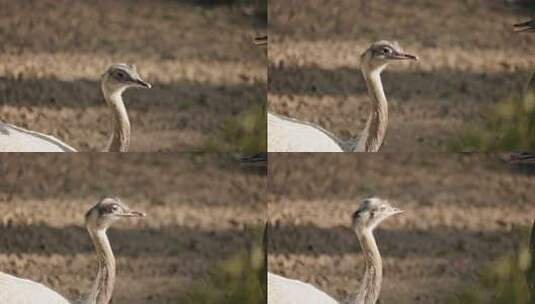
[0, 154, 266, 303]
[268, 153, 535, 303]
[268, 1, 535, 152]
[0, 0, 266, 152]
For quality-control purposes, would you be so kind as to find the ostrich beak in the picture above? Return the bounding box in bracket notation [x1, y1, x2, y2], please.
[133, 77, 151, 89]
[120, 210, 146, 217]
[514, 20, 535, 32]
[390, 207, 404, 215]
[391, 51, 419, 61]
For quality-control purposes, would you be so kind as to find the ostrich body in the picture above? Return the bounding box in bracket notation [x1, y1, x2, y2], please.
[0, 123, 77, 152]
[268, 198, 403, 304]
[268, 41, 418, 152]
[0, 197, 145, 304]
[0, 63, 151, 152]
[268, 273, 338, 304]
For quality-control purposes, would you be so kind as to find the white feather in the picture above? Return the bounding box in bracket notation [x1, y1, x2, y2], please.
[268, 272, 338, 304]
[0, 272, 71, 304]
[0, 122, 77, 152]
[268, 113, 344, 152]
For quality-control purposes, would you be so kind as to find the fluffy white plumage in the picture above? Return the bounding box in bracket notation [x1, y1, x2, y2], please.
[268, 272, 338, 304]
[0, 121, 77, 152]
[268, 113, 344, 152]
[0, 272, 71, 304]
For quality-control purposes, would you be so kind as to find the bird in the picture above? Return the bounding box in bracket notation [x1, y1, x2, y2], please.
[268, 197, 404, 304]
[0, 197, 146, 304]
[514, 19, 535, 32]
[0, 63, 151, 152]
[268, 41, 418, 152]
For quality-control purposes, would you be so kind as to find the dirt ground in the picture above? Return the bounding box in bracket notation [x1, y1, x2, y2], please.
[0, 0, 266, 152]
[268, 1, 535, 152]
[0, 154, 266, 303]
[268, 153, 535, 303]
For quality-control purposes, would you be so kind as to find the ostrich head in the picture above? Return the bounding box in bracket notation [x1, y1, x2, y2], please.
[351, 197, 403, 232]
[360, 41, 418, 73]
[85, 197, 146, 231]
[514, 19, 535, 32]
[101, 63, 151, 100]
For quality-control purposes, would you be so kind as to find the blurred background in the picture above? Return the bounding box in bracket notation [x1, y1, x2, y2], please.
[268, 153, 535, 303]
[268, 0, 535, 152]
[0, 153, 266, 303]
[0, 0, 266, 152]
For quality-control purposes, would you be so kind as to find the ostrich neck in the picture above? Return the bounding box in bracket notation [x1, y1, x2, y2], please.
[103, 89, 130, 152]
[352, 229, 382, 304]
[86, 228, 116, 304]
[355, 69, 388, 152]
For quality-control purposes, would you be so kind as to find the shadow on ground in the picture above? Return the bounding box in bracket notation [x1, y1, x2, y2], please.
[269, 224, 513, 257]
[269, 65, 529, 103]
[0, 223, 253, 258]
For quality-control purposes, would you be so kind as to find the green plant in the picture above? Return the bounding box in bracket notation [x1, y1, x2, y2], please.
[450, 222, 535, 304]
[452, 78, 535, 151]
[510, 0, 535, 13]
[204, 104, 266, 152]
[185, 226, 266, 304]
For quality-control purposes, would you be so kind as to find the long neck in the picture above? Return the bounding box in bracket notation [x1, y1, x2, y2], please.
[355, 69, 388, 152]
[103, 88, 130, 152]
[86, 228, 116, 304]
[353, 229, 382, 304]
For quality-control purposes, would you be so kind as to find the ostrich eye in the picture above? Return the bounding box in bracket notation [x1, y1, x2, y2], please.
[370, 211, 375, 218]
[107, 204, 120, 213]
[116, 72, 126, 79]
[382, 47, 391, 54]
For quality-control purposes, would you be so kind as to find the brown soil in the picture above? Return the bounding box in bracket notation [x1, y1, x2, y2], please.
[0, 154, 266, 303]
[268, 153, 535, 303]
[268, 0, 535, 152]
[0, 0, 266, 152]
